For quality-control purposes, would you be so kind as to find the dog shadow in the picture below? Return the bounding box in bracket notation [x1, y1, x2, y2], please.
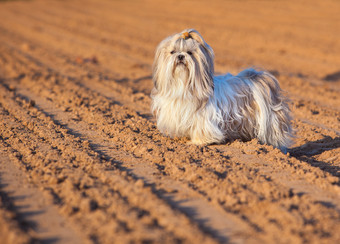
[289, 136, 340, 178]
[323, 70, 340, 82]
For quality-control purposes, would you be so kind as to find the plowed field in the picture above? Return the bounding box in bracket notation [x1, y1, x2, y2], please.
[0, 0, 339, 243]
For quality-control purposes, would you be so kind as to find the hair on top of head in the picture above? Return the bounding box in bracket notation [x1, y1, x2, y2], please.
[181, 31, 191, 40]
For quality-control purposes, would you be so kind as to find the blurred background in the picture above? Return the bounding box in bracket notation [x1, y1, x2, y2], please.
[1, 0, 339, 89]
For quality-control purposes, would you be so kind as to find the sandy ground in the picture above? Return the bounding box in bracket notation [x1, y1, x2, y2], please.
[0, 0, 339, 243]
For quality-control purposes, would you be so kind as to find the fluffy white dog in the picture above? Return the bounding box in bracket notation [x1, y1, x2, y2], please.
[151, 29, 292, 151]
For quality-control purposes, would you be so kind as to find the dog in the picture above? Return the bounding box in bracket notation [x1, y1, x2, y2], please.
[151, 29, 292, 152]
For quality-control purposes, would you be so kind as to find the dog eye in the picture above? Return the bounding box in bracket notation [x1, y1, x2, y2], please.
[187, 51, 193, 55]
[170, 50, 175, 54]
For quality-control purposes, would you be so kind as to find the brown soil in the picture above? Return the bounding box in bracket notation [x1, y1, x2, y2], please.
[0, 0, 339, 243]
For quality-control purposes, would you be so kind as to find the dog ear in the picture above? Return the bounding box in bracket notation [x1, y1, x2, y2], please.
[187, 29, 214, 61]
[190, 52, 214, 107]
[152, 36, 172, 91]
[184, 29, 215, 105]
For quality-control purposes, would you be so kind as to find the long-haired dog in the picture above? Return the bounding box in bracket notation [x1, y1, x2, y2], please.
[151, 29, 292, 152]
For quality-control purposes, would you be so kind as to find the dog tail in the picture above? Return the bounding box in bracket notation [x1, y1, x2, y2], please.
[237, 68, 293, 152]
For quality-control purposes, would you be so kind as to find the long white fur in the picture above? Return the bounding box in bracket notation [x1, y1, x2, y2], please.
[151, 29, 292, 151]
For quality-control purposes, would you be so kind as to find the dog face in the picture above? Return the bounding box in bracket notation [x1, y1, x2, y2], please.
[152, 29, 215, 102]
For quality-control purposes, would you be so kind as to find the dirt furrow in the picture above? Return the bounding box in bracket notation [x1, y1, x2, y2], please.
[2, 40, 338, 190]
[5, 1, 157, 53]
[290, 119, 340, 178]
[0, 86, 219, 243]
[1, 5, 339, 113]
[8, 80, 252, 244]
[1, 13, 339, 134]
[2, 0, 340, 81]
[0, 148, 34, 244]
[1, 0, 340, 243]
[1, 43, 339, 243]
[0, 10, 150, 74]
[0, 25, 339, 146]
[0, 45, 259, 243]
[0, 142, 85, 244]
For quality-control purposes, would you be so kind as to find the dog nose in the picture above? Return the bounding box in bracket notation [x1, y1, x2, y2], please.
[178, 54, 185, 61]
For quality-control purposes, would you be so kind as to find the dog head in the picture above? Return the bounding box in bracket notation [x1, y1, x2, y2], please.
[152, 29, 215, 103]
